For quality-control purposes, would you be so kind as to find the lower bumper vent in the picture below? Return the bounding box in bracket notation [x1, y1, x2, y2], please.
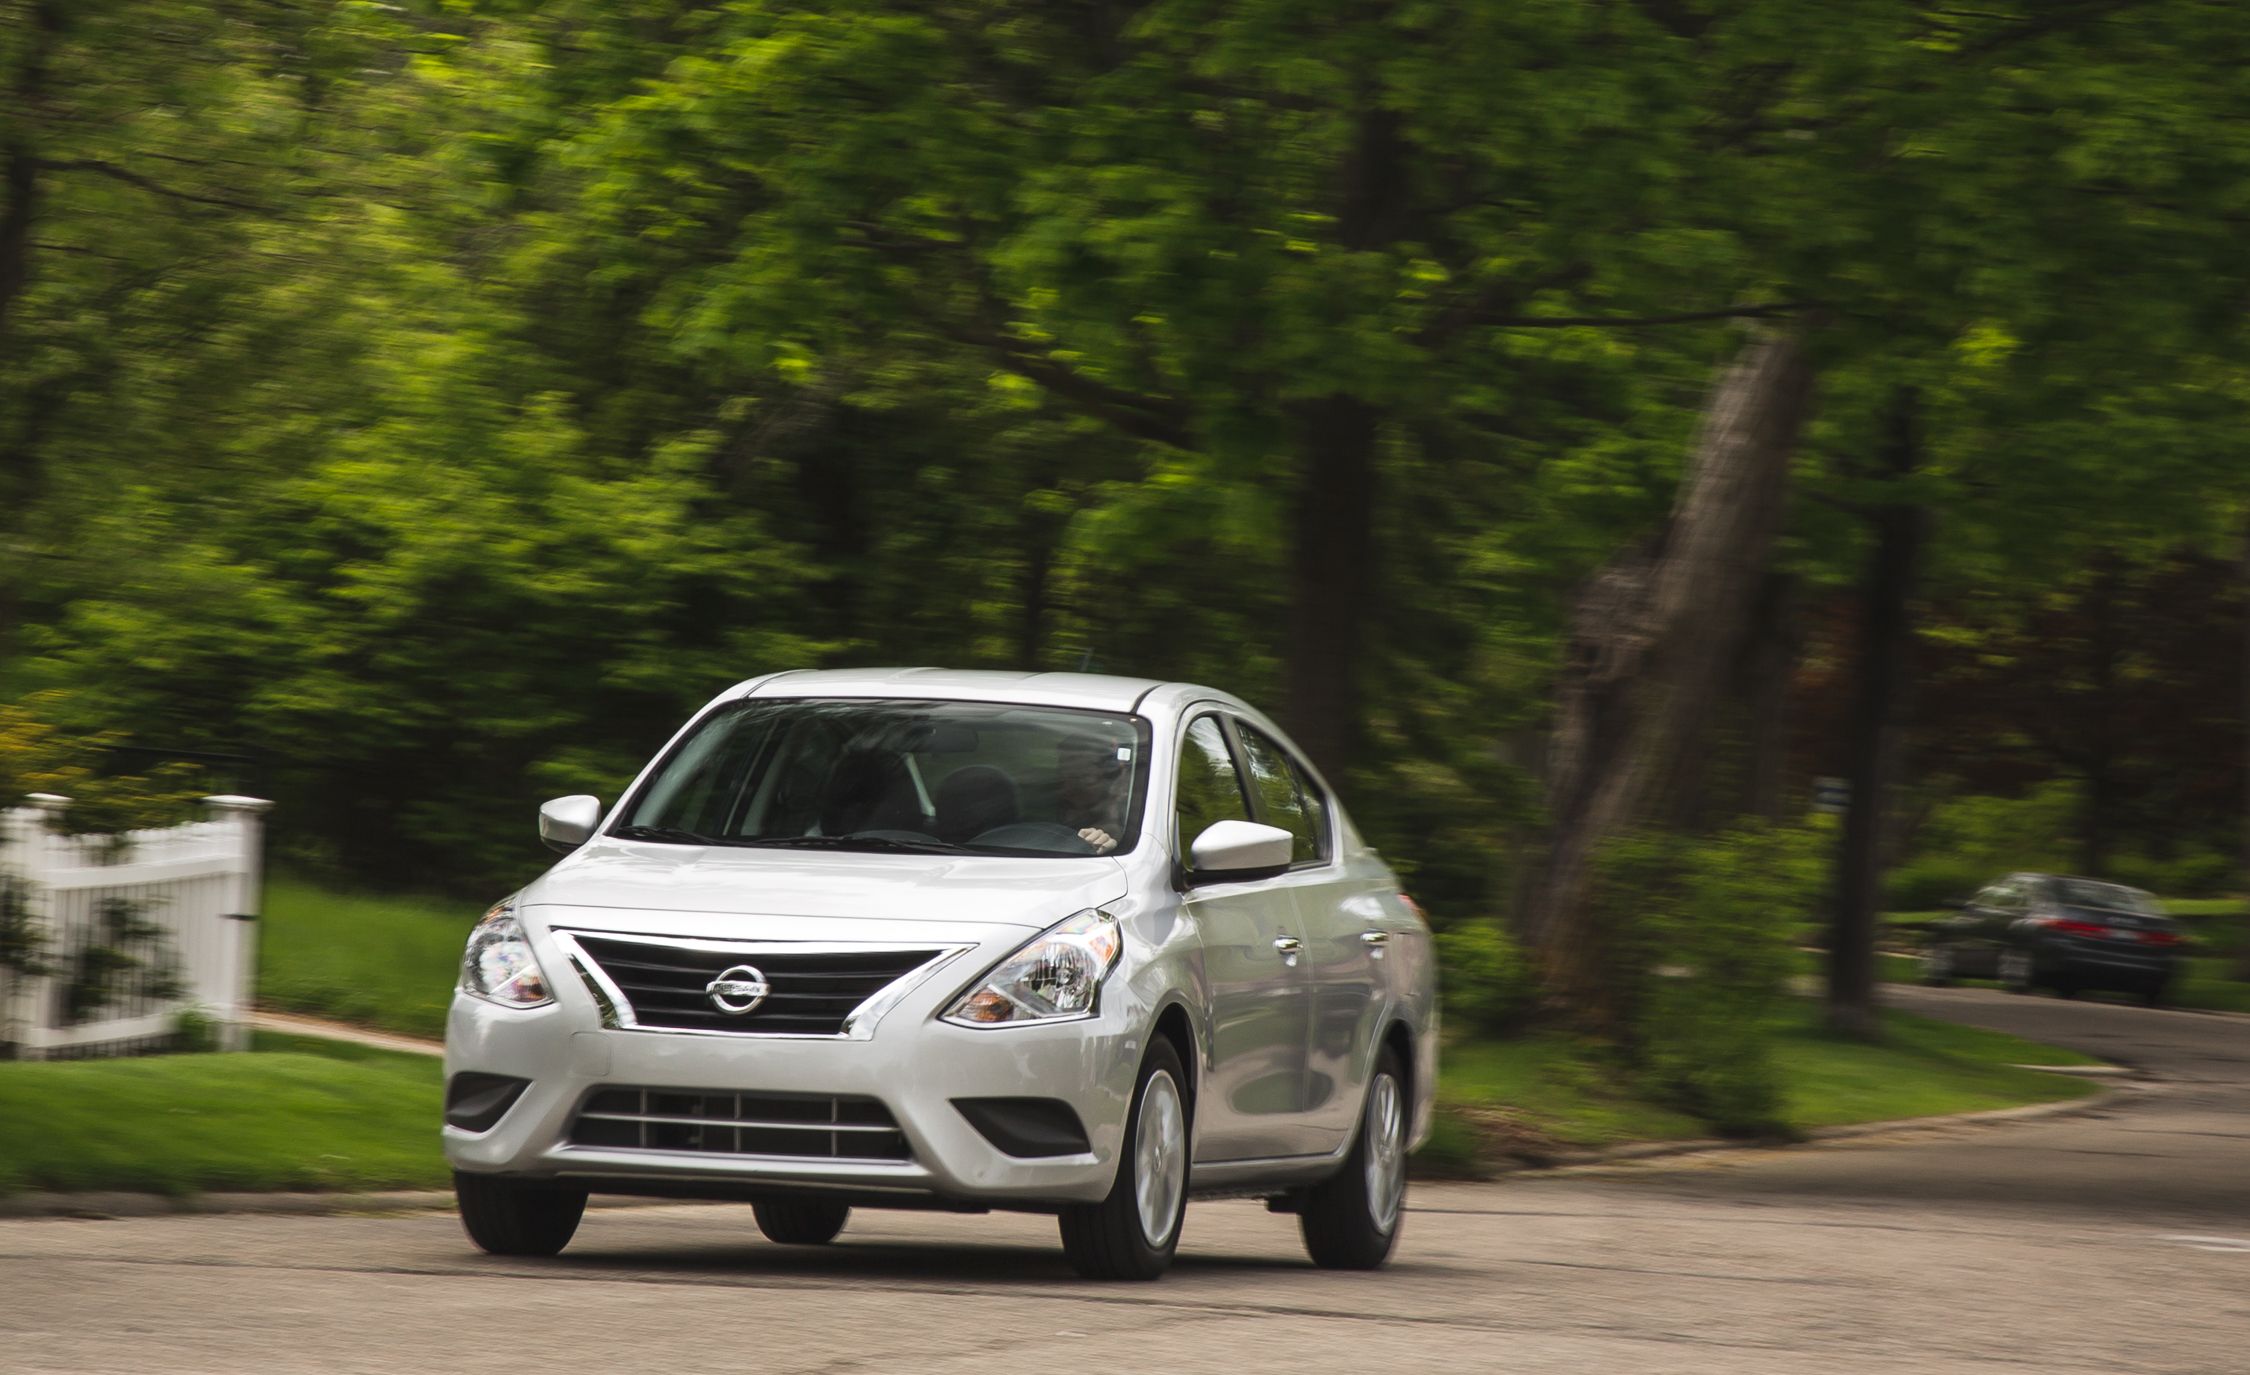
[566, 1086, 911, 1162]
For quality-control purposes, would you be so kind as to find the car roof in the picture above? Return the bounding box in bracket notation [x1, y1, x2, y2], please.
[736, 667, 1169, 712]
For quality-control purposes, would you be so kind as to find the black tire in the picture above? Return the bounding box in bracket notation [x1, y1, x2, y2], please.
[2141, 980, 2171, 1009]
[754, 1198, 850, 1245]
[1059, 1038, 1190, 1281]
[1299, 1045, 1408, 1270]
[1998, 948, 2033, 995]
[454, 1172, 588, 1257]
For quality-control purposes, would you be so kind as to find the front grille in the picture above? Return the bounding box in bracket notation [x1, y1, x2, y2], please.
[567, 1086, 911, 1161]
[567, 933, 942, 1036]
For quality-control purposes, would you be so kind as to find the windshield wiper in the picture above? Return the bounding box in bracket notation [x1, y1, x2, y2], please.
[737, 834, 964, 854]
[609, 824, 723, 846]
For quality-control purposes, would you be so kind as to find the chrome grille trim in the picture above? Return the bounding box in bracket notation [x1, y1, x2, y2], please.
[565, 1086, 914, 1163]
[551, 928, 969, 1040]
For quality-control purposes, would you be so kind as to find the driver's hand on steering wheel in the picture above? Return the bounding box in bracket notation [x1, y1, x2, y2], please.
[1078, 826, 1118, 853]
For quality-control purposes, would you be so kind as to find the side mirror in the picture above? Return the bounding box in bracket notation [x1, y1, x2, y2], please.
[539, 795, 602, 853]
[1186, 819, 1294, 884]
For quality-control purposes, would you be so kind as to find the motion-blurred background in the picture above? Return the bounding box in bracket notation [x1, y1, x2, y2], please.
[2, 2, 2247, 1127]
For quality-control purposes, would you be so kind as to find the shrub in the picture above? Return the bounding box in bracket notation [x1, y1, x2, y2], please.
[1884, 854, 1989, 911]
[1436, 920, 1533, 1035]
[1908, 784, 2080, 876]
[2158, 849, 2238, 899]
[1588, 820, 1826, 1135]
[172, 1006, 222, 1054]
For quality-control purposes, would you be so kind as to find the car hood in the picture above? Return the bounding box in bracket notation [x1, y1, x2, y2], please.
[520, 838, 1129, 936]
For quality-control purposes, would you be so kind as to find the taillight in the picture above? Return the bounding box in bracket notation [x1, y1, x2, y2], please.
[2048, 919, 2109, 938]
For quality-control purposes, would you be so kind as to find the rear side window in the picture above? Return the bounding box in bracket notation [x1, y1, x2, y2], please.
[1175, 715, 1252, 850]
[1235, 724, 1331, 865]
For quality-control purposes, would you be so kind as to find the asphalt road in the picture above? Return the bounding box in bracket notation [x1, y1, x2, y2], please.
[5, 987, 2246, 1374]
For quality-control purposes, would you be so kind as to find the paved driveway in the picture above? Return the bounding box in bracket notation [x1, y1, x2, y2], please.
[4, 987, 2245, 1374]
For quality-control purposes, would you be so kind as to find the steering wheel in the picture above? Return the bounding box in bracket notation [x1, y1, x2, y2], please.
[969, 821, 1100, 855]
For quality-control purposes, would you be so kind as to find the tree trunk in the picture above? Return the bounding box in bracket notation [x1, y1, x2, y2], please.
[2080, 565, 2119, 878]
[1279, 103, 1408, 778]
[1739, 572, 1802, 821]
[1828, 389, 1927, 1039]
[1284, 394, 1378, 777]
[1526, 328, 1817, 1018]
[0, 0, 59, 357]
[2237, 527, 2250, 980]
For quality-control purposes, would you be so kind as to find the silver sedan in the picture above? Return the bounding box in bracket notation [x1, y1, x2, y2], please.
[444, 668, 1437, 1279]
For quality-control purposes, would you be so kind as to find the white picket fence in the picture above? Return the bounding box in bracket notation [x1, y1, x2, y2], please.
[0, 794, 269, 1058]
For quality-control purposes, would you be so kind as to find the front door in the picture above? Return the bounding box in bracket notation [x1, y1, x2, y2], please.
[1176, 712, 1320, 1162]
[1233, 722, 1382, 1153]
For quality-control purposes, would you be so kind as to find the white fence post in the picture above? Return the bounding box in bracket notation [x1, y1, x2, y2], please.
[202, 795, 272, 1052]
[0, 797, 64, 1054]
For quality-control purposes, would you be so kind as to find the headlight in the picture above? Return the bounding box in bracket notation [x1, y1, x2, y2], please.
[943, 909, 1121, 1026]
[460, 900, 553, 1007]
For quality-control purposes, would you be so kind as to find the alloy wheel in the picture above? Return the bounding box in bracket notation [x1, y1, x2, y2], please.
[1363, 1071, 1405, 1233]
[1134, 1069, 1187, 1248]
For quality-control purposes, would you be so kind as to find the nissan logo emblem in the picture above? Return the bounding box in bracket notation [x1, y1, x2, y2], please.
[705, 964, 771, 1016]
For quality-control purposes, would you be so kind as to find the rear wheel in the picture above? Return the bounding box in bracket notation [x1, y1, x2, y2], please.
[1299, 1045, 1408, 1270]
[454, 1172, 588, 1257]
[1059, 1039, 1190, 1281]
[753, 1199, 850, 1245]
[2141, 980, 2171, 1009]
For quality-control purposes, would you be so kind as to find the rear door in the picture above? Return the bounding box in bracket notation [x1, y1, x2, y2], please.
[1231, 720, 1378, 1155]
[1176, 712, 1320, 1162]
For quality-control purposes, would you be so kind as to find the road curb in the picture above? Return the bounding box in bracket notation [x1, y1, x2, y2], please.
[1421, 1074, 2128, 1181]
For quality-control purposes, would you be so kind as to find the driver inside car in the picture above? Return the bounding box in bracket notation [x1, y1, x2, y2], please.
[1056, 734, 1129, 854]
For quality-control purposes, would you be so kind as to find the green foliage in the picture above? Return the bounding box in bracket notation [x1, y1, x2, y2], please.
[1909, 783, 2083, 876]
[170, 1006, 222, 1055]
[256, 874, 469, 1041]
[1, 0, 2246, 958]
[0, 694, 205, 835]
[1435, 919, 1534, 1036]
[1589, 821, 1828, 1133]
[2110, 848, 2239, 900]
[1884, 854, 1991, 912]
[0, 1043, 445, 1196]
[1428, 1005, 2094, 1173]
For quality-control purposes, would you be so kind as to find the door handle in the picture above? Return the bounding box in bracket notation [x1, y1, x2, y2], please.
[1273, 935, 1303, 965]
[1361, 930, 1390, 957]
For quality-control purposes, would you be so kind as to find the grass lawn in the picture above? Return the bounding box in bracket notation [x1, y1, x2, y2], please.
[1422, 1001, 2099, 1175]
[258, 874, 472, 1040]
[0, 1034, 444, 1197]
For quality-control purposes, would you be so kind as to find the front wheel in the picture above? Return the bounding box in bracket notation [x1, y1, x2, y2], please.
[1059, 1039, 1190, 1281]
[1998, 949, 2034, 995]
[754, 1198, 850, 1245]
[1299, 1045, 1408, 1270]
[454, 1172, 588, 1257]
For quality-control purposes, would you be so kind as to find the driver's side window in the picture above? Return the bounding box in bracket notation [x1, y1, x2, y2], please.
[1175, 714, 1253, 855]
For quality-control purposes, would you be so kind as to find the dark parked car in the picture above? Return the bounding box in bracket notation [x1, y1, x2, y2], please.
[1922, 873, 2183, 1004]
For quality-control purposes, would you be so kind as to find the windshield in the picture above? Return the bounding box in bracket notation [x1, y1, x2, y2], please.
[2048, 879, 2161, 915]
[613, 698, 1151, 858]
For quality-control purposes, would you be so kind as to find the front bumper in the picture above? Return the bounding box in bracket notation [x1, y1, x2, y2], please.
[443, 989, 1146, 1208]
